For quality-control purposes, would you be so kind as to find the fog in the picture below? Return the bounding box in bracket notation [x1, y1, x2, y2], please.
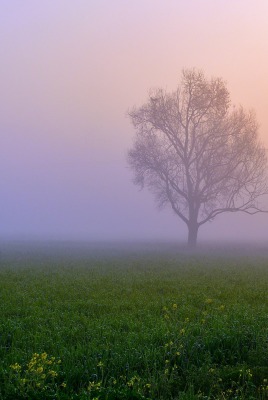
[1, 1, 268, 245]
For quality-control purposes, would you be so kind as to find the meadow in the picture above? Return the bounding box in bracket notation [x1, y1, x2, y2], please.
[1, 241, 268, 399]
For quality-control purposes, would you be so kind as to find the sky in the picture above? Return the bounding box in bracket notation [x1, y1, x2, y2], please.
[1, 0, 268, 243]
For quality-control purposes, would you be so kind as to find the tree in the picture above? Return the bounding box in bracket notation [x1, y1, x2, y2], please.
[127, 69, 268, 248]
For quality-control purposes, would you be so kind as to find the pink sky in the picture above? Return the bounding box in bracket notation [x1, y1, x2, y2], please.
[1, 1, 268, 242]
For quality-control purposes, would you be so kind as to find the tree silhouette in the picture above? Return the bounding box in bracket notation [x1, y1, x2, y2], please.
[128, 69, 268, 247]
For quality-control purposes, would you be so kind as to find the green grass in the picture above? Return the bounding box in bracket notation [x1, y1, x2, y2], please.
[1, 246, 268, 399]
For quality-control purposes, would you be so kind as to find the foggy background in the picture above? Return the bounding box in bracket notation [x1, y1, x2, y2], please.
[1, 1, 268, 245]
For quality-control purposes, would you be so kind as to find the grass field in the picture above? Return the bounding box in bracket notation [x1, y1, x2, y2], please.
[1, 241, 268, 399]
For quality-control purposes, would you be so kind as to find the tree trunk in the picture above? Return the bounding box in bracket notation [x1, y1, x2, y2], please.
[187, 222, 199, 248]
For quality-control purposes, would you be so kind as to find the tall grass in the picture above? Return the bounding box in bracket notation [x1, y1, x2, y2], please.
[0, 247, 268, 399]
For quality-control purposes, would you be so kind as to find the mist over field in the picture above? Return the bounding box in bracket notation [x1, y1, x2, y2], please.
[1, 1, 268, 246]
[1, 240, 268, 266]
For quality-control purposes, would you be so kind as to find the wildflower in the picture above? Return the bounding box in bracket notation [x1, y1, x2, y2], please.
[97, 361, 104, 368]
[10, 352, 61, 396]
[48, 370, 58, 378]
[180, 328, 185, 335]
[127, 376, 140, 387]
[10, 363, 21, 372]
[28, 361, 35, 370]
[246, 369, 253, 378]
[205, 298, 213, 304]
[145, 383, 151, 388]
[61, 382, 67, 388]
[88, 381, 101, 391]
[172, 303, 178, 310]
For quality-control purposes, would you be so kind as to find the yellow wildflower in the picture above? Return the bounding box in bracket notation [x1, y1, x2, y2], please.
[205, 298, 213, 304]
[10, 363, 21, 372]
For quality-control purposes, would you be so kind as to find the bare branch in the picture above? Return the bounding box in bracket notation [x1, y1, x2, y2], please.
[127, 68, 268, 247]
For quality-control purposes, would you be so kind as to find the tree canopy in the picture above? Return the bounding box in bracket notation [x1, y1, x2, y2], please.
[128, 69, 268, 247]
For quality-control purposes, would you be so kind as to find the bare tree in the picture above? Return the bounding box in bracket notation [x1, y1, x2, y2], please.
[127, 69, 268, 248]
